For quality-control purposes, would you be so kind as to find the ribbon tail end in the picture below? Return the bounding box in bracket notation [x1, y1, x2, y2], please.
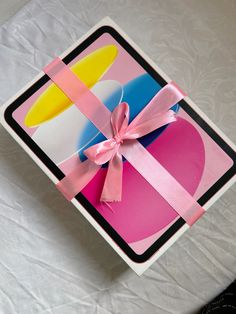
[100, 153, 123, 204]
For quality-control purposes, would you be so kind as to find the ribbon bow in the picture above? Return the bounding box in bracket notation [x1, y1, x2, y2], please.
[84, 100, 176, 202]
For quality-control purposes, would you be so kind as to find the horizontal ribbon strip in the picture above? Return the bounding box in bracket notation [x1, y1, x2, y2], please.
[43, 57, 205, 226]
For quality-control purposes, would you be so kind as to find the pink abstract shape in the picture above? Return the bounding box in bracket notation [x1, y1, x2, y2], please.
[82, 117, 205, 243]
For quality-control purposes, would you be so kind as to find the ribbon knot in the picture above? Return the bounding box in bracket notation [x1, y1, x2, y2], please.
[114, 135, 123, 145]
[83, 101, 176, 202]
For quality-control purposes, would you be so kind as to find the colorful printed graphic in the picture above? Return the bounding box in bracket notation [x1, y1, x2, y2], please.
[12, 33, 233, 255]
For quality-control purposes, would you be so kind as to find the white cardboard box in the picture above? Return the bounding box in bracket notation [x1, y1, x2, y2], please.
[0, 17, 235, 275]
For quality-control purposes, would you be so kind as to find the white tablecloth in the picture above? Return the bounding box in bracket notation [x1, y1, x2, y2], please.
[0, 1, 235, 313]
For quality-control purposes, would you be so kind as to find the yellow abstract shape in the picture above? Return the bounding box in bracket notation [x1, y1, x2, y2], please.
[24, 45, 118, 127]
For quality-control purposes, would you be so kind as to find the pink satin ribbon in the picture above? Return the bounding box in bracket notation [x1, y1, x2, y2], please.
[84, 101, 176, 201]
[44, 57, 205, 226]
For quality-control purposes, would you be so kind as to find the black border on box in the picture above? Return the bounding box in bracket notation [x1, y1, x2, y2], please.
[4, 26, 236, 263]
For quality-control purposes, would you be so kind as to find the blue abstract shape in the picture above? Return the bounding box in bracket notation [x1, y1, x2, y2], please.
[78, 73, 179, 163]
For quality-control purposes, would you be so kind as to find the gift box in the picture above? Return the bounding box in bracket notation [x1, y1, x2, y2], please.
[0, 17, 235, 275]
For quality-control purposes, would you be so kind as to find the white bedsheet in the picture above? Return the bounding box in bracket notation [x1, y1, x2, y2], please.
[0, 1, 236, 313]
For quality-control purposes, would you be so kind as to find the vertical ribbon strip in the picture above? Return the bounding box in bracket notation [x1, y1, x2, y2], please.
[44, 58, 205, 226]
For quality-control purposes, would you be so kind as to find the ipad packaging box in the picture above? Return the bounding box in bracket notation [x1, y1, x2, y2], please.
[0, 17, 235, 275]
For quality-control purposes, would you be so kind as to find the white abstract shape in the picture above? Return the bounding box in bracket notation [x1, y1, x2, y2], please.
[32, 80, 123, 164]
